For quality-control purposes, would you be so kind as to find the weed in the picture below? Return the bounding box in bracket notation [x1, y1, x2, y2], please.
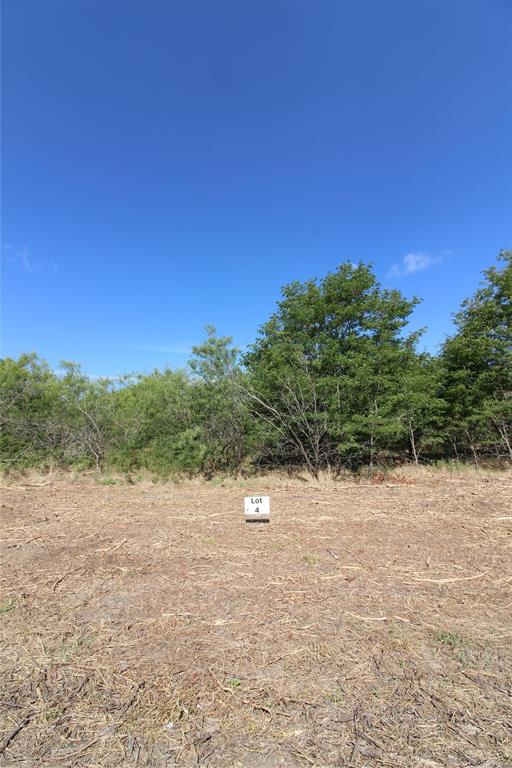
[61, 634, 88, 660]
[303, 553, 319, 565]
[202, 536, 215, 545]
[0, 599, 15, 615]
[43, 707, 62, 723]
[226, 677, 242, 688]
[388, 623, 401, 639]
[436, 631, 464, 649]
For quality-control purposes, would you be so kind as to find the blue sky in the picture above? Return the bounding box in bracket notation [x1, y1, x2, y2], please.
[2, 0, 511, 377]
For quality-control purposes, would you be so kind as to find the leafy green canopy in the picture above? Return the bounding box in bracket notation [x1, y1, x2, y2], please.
[440, 250, 512, 462]
[244, 262, 426, 472]
[1, 254, 510, 475]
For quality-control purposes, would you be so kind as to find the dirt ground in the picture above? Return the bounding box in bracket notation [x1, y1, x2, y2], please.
[1, 471, 511, 767]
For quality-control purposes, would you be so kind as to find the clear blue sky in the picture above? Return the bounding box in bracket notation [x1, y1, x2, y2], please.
[2, 0, 511, 377]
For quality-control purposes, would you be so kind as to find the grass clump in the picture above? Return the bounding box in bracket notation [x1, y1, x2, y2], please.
[0, 599, 15, 615]
[436, 631, 464, 648]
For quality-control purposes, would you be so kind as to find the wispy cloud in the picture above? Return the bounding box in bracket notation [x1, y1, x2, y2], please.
[2, 243, 58, 273]
[387, 251, 441, 279]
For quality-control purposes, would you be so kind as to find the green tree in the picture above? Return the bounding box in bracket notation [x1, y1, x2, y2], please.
[245, 262, 420, 474]
[2, 254, 509, 477]
[110, 368, 200, 475]
[441, 251, 512, 463]
[394, 353, 446, 464]
[189, 326, 253, 474]
[57, 362, 119, 470]
[0, 353, 62, 468]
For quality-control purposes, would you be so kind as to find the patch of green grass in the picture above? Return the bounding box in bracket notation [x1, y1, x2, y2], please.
[303, 553, 319, 565]
[226, 677, 242, 688]
[43, 707, 62, 723]
[61, 634, 89, 661]
[432, 460, 479, 474]
[0, 599, 15, 615]
[99, 477, 119, 485]
[388, 623, 402, 640]
[436, 631, 464, 648]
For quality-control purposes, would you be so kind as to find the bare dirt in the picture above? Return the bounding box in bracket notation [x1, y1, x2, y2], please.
[1, 472, 511, 767]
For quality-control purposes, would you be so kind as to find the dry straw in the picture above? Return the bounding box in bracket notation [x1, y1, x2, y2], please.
[1, 470, 511, 766]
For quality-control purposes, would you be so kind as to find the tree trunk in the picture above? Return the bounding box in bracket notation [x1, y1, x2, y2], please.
[465, 428, 480, 468]
[409, 419, 419, 466]
[498, 422, 512, 462]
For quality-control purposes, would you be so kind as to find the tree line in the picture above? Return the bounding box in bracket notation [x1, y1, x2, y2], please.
[1, 251, 510, 477]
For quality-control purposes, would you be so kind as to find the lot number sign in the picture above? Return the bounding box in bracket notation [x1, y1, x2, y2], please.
[244, 496, 270, 521]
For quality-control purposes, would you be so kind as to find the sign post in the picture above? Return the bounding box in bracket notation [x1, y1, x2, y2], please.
[244, 496, 270, 524]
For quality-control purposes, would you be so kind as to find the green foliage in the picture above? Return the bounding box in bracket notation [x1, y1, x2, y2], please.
[0, 353, 63, 467]
[436, 631, 465, 648]
[1, 254, 510, 476]
[244, 262, 422, 473]
[189, 327, 255, 474]
[394, 353, 446, 463]
[440, 250, 512, 462]
[0, 599, 15, 615]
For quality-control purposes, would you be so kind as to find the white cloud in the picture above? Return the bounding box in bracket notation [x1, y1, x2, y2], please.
[18, 244, 37, 272]
[387, 251, 441, 279]
[2, 243, 58, 273]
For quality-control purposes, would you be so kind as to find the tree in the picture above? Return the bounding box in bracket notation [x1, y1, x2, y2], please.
[440, 251, 512, 463]
[2, 254, 509, 477]
[240, 344, 330, 478]
[245, 262, 420, 473]
[111, 368, 200, 475]
[394, 354, 446, 464]
[57, 362, 120, 470]
[189, 326, 253, 474]
[0, 354, 62, 467]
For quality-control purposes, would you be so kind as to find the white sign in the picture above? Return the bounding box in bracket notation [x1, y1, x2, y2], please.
[244, 496, 270, 520]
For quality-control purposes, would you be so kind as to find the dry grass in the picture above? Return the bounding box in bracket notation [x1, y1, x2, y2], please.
[1, 471, 511, 767]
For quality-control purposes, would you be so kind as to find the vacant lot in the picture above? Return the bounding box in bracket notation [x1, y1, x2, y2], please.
[1, 472, 511, 767]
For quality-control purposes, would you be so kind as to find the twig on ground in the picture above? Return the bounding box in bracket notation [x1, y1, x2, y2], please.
[0, 714, 34, 755]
